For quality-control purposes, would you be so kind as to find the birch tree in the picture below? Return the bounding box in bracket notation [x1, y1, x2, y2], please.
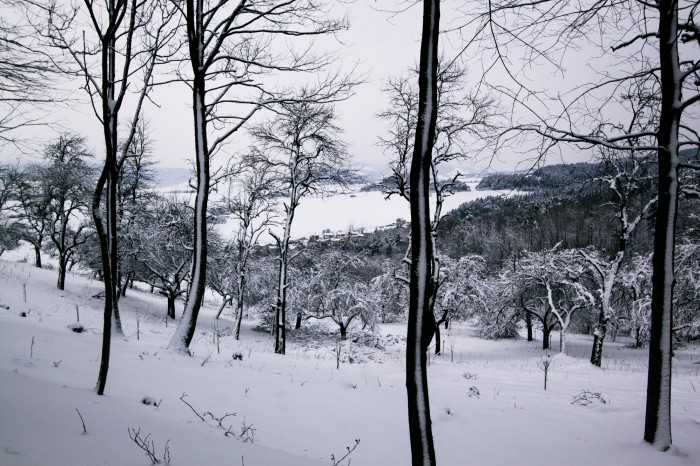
[167, 0, 355, 353]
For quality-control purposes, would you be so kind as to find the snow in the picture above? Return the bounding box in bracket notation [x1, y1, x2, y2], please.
[1, 260, 700, 465]
[209, 184, 512, 242]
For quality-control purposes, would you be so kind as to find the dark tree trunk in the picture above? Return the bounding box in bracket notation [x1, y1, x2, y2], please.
[215, 297, 230, 319]
[295, 312, 302, 330]
[57, 256, 67, 290]
[339, 323, 347, 340]
[636, 327, 643, 349]
[434, 321, 441, 355]
[525, 311, 533, 342]
[167, 294, 176, 320]
[405, 0, 439, 464]
[34, 245, 41, 268]
[542, 326, 551, 350]
[644, 0, 679, 450]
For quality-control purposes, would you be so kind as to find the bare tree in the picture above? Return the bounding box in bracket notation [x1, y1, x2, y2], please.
[405, 0, 440, 463]
[30, 0, 179, 394]
[42, 134, 95, 289]
[581, 148, 657, 366]
[216, 156, 276, 341]
[249, 101, 353, 354]
[295, 251, 378, 340]
[457, 0, 700, 449]
[378, 58, 496, 355]
[132, 195, 193, 319]
[13, 134, 95, 288]
[12, 163, 50, 267]
[167, 0, 356, 353]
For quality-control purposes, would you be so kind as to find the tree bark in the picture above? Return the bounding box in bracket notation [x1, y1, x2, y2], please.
[168, 1, 209, 353]
[34, 245, 41, 268]
[542, 326, 551, 350]
[590, 313, 607, 366]
[525, 311, 533, 342]
[167, 294, 176, 320]
[405, 0, 439, 464]
[57, 256, 67, 290]
[644, 0, 679, 450]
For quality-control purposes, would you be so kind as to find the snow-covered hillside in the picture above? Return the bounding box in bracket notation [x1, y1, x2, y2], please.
[1, 261, 699, 465]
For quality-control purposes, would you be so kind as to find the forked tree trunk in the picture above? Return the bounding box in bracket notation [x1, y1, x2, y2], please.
[644, 0, 679, 450]
[405, 0, 439, 464]
[542, 326, 551, 350]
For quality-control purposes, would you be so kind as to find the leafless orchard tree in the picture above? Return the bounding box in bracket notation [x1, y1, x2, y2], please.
[248, 100, 354, 354]
[26, 0, 179, 394]
[581, 147, 657, 366]
[215, 155, 276, 342]
[294, 251, 378, 340]
[455, 0, 700, 450]
[131, 195, 193, 320]
[378, 58, 497, 355]
[166, 0, 358, 354]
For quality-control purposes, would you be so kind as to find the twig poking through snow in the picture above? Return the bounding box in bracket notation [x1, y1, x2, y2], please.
[179, 393, 238, 437]
[75, 409, 87, 434]
[127, 428, 170, 464]
[331, 439, 360, 466]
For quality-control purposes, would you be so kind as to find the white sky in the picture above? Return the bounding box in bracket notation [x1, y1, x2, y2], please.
[0, 0, 598, 175]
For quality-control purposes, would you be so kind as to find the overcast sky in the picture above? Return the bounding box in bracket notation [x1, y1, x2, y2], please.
[1, 0, 595, 176]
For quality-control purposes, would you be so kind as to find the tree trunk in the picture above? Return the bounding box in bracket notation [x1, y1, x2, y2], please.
[34, 245, 41, 268]
[525, 311, 533, 342]
[636, 327, 644, 349]
[167, 294, 176, 320]
[215, 297, 230, 319]
[57, 256, 67, 290]
[644, 0, 679, 450]
[542, 326, 551, 350]
[434, 321, 441, 355]
[559, 328, 567, 355]
[405, 0, 439, 464]
[339, 323, 347, 340]
[168, 18, 209, 353]
[295, 312, 302, 330]
[590, 312, 607, 366]
[235, 299, 244, 340]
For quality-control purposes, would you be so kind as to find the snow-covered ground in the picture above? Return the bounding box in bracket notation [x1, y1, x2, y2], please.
[1, 260, 699, 465]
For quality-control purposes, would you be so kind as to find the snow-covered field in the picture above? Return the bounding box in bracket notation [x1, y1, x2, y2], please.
[165, 181, 513, 241]
[1, 260, 699, 465]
